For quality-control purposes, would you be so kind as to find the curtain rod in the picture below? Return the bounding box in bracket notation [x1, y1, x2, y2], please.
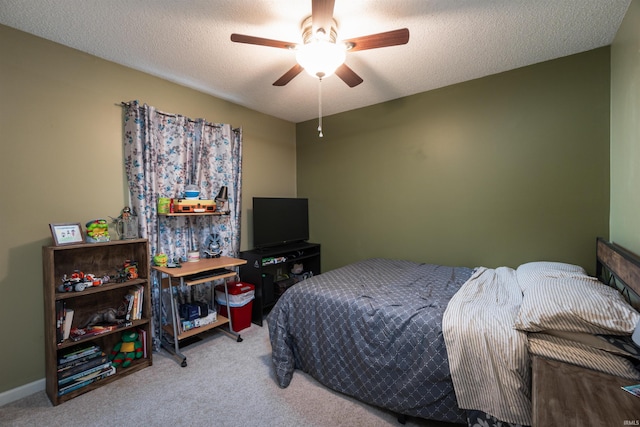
[119, 101, 240, 133]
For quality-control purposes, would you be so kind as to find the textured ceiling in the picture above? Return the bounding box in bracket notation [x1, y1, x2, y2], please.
[0, 0, 631, 123]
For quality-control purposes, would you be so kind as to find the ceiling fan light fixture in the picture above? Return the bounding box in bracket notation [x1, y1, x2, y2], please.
[230, 2, 411, 136]
[296, 39, 347, 79]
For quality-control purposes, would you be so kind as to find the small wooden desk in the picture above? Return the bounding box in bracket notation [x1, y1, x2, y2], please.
[532, 355, 640, 426]
[153, 256, 247, 366]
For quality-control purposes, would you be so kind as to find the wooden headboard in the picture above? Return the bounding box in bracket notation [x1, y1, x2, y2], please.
[596, 237, 640, 311]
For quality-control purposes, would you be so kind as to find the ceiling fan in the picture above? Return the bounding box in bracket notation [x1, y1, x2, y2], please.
[230, 0, 410, 88]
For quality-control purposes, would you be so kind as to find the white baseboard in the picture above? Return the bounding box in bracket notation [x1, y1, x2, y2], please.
[0, 378, 45, 407]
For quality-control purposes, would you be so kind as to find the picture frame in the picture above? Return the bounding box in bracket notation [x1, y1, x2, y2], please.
[50, 223, 84, 246]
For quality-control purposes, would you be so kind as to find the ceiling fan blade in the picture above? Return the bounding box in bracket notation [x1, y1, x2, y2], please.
[273, 64, 304, 86]
[343, 28, 410, 52]
[231, 33, 295, 49]
[312, 0, 336, 35]
[335, 64, 363, 88]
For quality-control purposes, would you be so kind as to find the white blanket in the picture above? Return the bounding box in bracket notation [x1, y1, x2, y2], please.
[443, 267, 531, 426]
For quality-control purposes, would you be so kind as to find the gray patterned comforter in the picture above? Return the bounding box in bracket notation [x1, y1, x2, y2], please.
[267, 258, 473, 423]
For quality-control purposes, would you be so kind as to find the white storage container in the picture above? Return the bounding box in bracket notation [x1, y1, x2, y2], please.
[215, 282, 255, 307]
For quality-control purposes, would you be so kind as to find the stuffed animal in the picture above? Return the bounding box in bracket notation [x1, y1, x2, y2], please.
[110, 331, 143, 368]
[81, 307, 120, 328]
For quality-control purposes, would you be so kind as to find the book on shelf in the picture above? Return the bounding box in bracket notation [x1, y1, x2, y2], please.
[57, 351, 108, 379]
[58, 344, 101, 365]
[69, 322, 131, 341]
[56, 300, 65, 343]
[58, 348, 103, 370]
[136, 284, 144, 319]
[137, 327, 148, 359]
[58, 366, 115, 396]
[121, 293, 135, 321]
[58, 361, 113, 386]
[127, 285, 144, 320]
[129, 288, 139, 320]
[62, 308, 74, 340]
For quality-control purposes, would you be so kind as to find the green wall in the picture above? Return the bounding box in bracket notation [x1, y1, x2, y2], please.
[3, 0, 640, 400]
[297, 48, 611, 273]
[611, 0, 640, 254]
[0, 24, 296, 396]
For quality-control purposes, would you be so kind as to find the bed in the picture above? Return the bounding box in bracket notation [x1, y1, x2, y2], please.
[267, 238, 640, 426]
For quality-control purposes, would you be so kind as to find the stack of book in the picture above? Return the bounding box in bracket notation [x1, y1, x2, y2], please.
[57, 344, 115, 396]
[122, 284, 145, 321]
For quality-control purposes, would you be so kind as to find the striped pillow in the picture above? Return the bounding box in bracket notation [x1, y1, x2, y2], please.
[516, 261, 587, 293]
[514, 274, 639, 335]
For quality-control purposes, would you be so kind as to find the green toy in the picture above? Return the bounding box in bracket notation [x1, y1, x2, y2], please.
[85, 219, 110, 242]
[109, 331, 143, 368]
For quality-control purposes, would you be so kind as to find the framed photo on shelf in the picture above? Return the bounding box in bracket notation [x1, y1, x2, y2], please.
[50, 223, 84, 246]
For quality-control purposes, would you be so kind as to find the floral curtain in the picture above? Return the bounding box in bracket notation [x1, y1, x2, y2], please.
[122, 100, 242, 348]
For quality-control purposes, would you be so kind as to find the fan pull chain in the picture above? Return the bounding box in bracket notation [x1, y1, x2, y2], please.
[318, 77, 323, 138]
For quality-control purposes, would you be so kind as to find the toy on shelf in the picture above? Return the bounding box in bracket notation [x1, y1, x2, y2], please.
[110, 330, 143, 368]
[114, 260, 138, 283]
[203, 232, 222, 258]
[153, 253, 168, 267]
[58, 270, 106, 292]
[153, 253, 182, 268]
[85, 219, 110, 243]
[81, 307, 121, 328]
[123, 260, 138, 279]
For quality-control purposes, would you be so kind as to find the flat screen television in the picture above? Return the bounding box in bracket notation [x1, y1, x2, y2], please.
[253, 197, 309, 249]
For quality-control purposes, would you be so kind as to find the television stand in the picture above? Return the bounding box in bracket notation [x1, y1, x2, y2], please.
[240, 242, 321, 326]
[253, 241, 312, 253]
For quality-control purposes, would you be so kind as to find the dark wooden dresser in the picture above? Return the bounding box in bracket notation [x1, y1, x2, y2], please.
[532, 355, 640, 426]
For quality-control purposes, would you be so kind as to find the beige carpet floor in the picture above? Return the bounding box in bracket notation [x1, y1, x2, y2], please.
[0, 322, 463, 427]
